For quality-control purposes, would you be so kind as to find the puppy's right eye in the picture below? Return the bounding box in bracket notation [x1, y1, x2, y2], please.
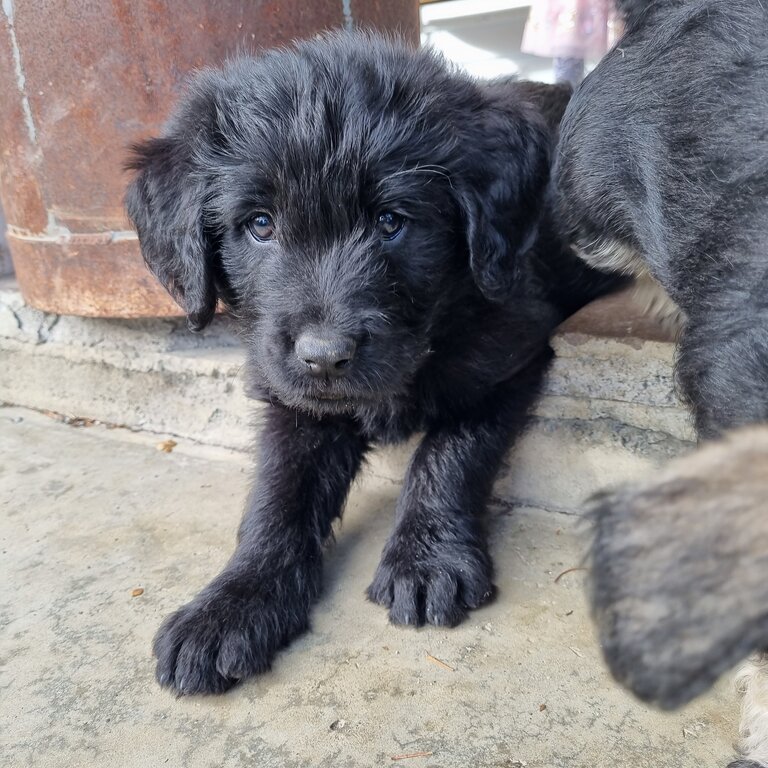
[247, 213, 275, 242]
[376, 211, 405, 241]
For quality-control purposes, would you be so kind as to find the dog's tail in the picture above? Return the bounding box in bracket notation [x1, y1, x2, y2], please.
[589, 426, 768, 709]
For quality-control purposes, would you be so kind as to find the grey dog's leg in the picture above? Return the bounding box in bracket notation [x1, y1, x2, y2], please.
[676, 272, 768, 440]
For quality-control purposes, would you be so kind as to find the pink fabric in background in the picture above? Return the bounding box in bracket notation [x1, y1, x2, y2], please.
[522, 0, 621, 60]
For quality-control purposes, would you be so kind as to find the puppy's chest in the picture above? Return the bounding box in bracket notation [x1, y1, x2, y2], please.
[360, 373, 493, 445]
[353, 394, 427, 445]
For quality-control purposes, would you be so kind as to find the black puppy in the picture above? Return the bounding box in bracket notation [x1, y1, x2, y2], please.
[127, 32, 618, 695]
[556, 2, 768, 765]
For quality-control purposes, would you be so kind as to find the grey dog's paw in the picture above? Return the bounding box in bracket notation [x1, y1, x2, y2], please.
[367, 538, 494, 627]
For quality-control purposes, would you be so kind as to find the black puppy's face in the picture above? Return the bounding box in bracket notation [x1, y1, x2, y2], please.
[126, 33, 550, 417]
[214, 109, 464, 414]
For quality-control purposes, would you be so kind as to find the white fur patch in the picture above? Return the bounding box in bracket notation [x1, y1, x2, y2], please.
[574, 237, 645, 275]
[735, 656, 768, 765]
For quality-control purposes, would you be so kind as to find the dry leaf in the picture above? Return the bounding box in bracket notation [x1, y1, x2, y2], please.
[391, 752, 433, 761]
[426, 652, 455, 672]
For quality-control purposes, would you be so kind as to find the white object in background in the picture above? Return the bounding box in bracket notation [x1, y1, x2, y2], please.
[422, 30, 521, 79]
[420, 0, 554, 83]
[420, 0, 532, 25]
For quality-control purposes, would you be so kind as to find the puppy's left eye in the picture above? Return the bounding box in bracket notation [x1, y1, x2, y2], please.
[376, 211, 405, 241]
[246, 213, 275, 242]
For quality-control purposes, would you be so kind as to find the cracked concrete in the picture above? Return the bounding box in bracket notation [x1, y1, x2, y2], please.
[2, 405, 738, 767]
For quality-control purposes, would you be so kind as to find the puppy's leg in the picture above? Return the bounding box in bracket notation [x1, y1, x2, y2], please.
[367, 354, 549, 627]
[677, 294, 768, 439]
[731, 656, 768, 768]
[153, 405, 367, 694]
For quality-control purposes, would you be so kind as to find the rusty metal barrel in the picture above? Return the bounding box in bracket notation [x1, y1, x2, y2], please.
[0, 0, 419, 317]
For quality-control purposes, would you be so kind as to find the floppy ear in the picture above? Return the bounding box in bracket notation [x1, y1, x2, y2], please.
[125, 128, 217, 332]
[456, 97, 552, 302]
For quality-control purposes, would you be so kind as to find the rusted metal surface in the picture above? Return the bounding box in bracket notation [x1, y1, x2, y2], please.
[352, 0, 420, 44]
[9, 237, 179, 317]
[0, 0, 420, 318]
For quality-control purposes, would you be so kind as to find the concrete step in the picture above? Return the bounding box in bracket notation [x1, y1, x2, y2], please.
[0, 278, 694, 514]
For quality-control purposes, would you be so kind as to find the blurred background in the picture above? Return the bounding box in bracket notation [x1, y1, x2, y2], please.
[421, 0, 555, 81]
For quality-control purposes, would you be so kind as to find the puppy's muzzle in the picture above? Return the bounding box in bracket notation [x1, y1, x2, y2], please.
[295, 328, 357, 379]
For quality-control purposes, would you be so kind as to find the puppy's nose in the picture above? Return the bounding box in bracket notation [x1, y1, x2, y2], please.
[295, 330, 357, 378]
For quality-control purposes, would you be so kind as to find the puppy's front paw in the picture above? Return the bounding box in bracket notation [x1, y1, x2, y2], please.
[367, 539, 494, 627]
[153, 569, 317, 695]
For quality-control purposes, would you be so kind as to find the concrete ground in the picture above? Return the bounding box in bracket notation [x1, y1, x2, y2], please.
[2, 404, 738, 767]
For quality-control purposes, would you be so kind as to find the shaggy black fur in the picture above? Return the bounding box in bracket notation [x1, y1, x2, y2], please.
[555, 0, 768, 439]
[126, 31, 620, 695]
